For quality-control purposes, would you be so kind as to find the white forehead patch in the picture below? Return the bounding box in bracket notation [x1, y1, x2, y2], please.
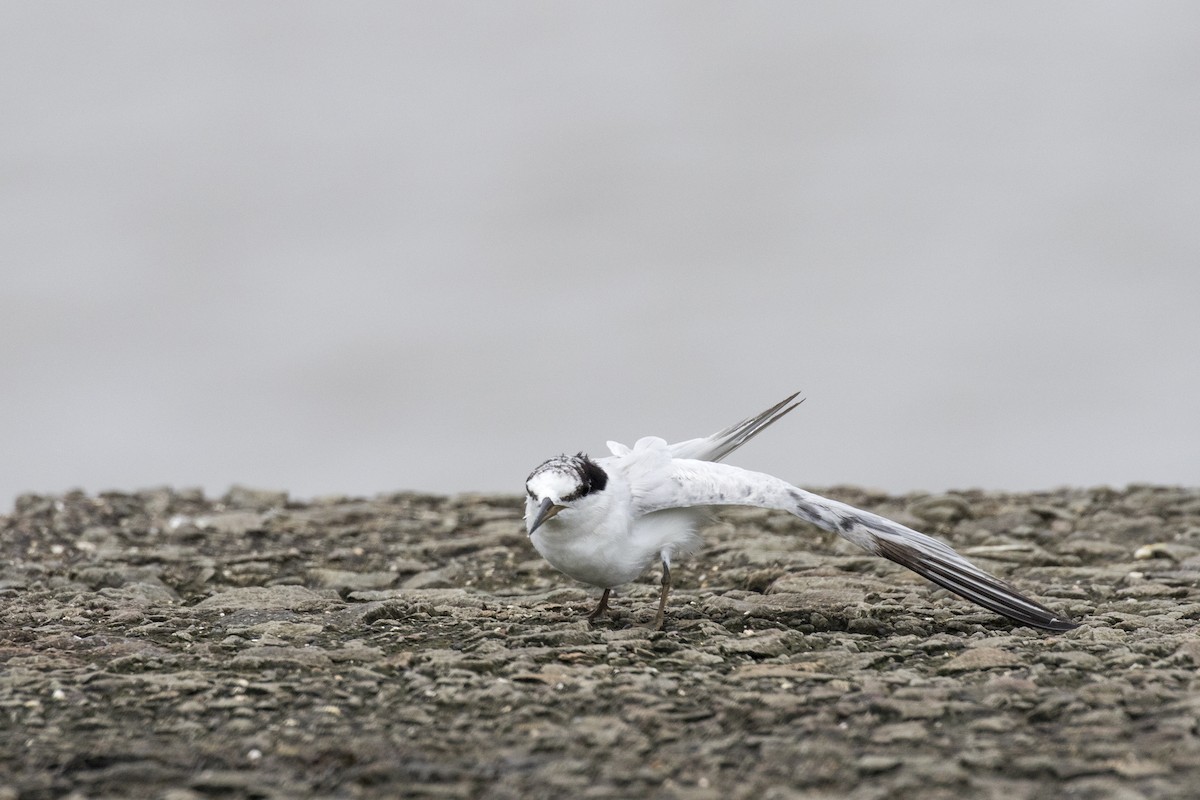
[527, 468, 583, 503]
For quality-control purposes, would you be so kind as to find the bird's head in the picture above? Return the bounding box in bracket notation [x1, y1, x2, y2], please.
[524, 453, 608, 535]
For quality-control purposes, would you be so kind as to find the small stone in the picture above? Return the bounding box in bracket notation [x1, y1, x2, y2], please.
[1115, 583, 1188, 599]
[223, 485, 289, 510]
[401, 569, 455, 590]
[870, 721, 928, 743]
[719, 630, 802, 658]
[939, 647, 1024, 673]
[196, 511, 268, 535]
[1172, 639, 1200, 665]
[240, 621, 325, 640]
[908, 494, 974, 524]
[232, 646, 333, 668]
[1133, 542, 1198, 561]
[309, 569, 399, 591]
[196, 585, 334, 611]
[857, 754, 902, 773]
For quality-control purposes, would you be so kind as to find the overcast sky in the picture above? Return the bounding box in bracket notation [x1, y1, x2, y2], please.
[3, 3, 1198, 507]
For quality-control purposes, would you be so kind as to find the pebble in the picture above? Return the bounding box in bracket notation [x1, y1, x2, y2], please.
[938, 646, 1025, 673]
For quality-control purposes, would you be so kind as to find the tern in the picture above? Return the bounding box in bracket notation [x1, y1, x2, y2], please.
[524, 392, 1078, 632]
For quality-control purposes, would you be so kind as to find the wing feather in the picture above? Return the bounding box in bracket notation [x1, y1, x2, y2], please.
[630, 458, 1078, 632]
[668, 392, 803, 462]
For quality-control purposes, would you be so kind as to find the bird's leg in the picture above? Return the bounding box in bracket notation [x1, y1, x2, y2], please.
[651, 560, 672, 631]
[587, 588, 611, 623]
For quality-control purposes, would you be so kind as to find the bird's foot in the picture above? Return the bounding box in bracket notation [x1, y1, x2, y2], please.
[586, 588, 612, 624]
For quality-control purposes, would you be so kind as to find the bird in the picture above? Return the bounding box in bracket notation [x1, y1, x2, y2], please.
[523, 392, 1079, 632]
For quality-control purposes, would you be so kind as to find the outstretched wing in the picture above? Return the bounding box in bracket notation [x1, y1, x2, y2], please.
[668, 392, 803, 462]
[631, 458, 1078, 632]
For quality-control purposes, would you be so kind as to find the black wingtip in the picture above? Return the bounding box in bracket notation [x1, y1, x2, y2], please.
[737, 391, 805, 439]
[875, 539, 1080, 632]
[779, 390, 804, 412]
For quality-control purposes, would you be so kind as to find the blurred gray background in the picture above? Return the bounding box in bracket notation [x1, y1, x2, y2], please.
[3, 3, 1198, 508]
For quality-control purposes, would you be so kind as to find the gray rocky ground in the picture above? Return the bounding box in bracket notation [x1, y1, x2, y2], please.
[1, 485, 1199, 799]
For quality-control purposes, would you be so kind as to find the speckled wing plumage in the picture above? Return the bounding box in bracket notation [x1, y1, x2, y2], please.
[626, 452, 1078, 632]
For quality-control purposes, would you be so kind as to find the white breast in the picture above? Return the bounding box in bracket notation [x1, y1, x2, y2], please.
[530, 518, 648, 587]
[530, 506, 704, 589]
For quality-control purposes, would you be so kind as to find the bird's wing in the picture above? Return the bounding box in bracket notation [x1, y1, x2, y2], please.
[606, 440, 632, 457]
[668, 392, 804, 462]
[629, 457, 1078, 632]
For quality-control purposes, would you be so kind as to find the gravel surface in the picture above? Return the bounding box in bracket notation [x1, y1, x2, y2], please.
[2, 484, 1199, 799]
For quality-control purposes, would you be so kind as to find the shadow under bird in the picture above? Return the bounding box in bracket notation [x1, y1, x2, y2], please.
[524, 392, 1079, 632]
